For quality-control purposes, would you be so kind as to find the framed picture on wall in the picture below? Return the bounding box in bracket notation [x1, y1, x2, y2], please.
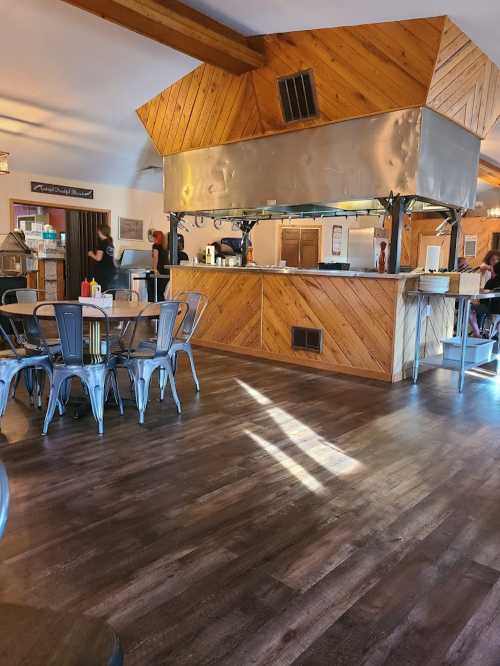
[119, 217, 144, 241]
[463, 235, 477, 257]
[331, 225, 343, 256]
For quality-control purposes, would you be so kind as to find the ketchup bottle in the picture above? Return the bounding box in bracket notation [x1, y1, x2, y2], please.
[80, 278, 91, 297]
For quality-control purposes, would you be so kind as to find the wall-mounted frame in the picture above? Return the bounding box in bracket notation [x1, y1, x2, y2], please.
[331, 224, 343, 256]
[463, 234, 478, 257]
[119, 217, 144, 241]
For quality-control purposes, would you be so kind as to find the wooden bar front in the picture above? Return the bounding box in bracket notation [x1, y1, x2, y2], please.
[171, 266, 453, 382]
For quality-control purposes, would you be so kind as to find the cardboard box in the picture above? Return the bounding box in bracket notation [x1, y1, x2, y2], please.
[443, 272, 481, 294]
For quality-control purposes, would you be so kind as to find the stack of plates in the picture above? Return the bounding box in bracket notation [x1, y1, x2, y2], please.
[419, 274, 450, 293]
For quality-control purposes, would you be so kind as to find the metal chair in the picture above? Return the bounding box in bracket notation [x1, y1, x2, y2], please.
[0, 323, 52, 429]
[169, 291, 208, 392]
[0, 462, 9, 540]
[120, 300, 187, 424]
[2, 288, 61, 405]
[34, 303, 123, 435]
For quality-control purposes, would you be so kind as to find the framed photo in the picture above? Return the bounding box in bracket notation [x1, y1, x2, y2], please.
[119, 217, 144, 241]
[331, 225, 343, 256]
[463, 235, 477, 257]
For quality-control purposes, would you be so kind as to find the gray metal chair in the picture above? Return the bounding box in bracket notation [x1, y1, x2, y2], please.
[120, 300, 187, 424]
[169, 291, 208, 392]
[0, 462, 9, 540]
[0, 323, 52, 429]
[2, 288, 61, 406]
[34, 303, 123, 435]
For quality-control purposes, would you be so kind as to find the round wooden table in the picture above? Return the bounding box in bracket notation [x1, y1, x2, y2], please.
[0, 301, 159, 321]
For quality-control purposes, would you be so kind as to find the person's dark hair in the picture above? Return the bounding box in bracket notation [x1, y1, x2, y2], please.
[483, 250, 500, 266]
[493, 261, 500, 277]
[98, 224, 112, 243]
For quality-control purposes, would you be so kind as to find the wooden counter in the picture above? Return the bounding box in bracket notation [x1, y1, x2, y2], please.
[170, 266, 453, 382]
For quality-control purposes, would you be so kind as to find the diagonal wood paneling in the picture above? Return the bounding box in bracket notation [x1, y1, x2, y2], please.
[262, 274, 396, 378]
[171, 269, 262, 349]
[427, 17, 500, 138]
[137, 17, 444, 155]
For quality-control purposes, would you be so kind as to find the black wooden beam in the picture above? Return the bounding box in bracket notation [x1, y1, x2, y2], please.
[388, 195, 405, 274]
[448, 209, 462, 271]
[169, 213, 180, 266]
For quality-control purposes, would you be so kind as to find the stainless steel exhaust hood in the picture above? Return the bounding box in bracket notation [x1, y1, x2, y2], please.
[164, 107, 480, 215]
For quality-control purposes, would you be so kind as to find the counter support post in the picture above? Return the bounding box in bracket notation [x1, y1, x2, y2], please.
[413, 293, 424, 384]
[169, 213, 180, 266]
[458, 298, 471, 392]
[388, 195, 405, 274]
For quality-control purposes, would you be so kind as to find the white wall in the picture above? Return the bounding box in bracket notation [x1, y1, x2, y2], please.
[0, 170, 165, 254]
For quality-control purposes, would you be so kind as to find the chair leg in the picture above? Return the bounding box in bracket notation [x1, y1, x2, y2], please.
[166, 365, 182, 414]
[43, 374, 66, 435]
[85, 371, 106, 435]
[186, 346, 200, 392]
[109, 369, 124, 415]
[23, 368, 35, 405]
[159, 366, 166, 401]
[130, 362, 154, 424]
[10, 372, 21, 400]
[35, 369, 46, 409]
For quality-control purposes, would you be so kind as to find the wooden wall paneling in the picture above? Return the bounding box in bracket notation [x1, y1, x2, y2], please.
[171, 269, 263, 349]
[427, 17, 500, 138]
[479, 158, 500, 189]
[262, 274, 396, 378]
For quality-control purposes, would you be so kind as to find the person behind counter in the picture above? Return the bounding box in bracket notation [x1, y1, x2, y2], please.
[147, 231, 169, 302]
[88, 224, 116, 291]
[471, 261, 500, 338]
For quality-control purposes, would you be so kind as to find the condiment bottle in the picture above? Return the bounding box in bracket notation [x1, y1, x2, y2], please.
[90, 278, 97, 296]
[81, 278, 91, 297]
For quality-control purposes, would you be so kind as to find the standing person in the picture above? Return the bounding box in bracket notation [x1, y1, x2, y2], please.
[478, 250, 500, 287]
[88, 224, 116, 291]
[148, 230, 169, 302]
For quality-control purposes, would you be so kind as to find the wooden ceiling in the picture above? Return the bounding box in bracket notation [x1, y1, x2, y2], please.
[478, 158, 500, 188]
[137, 15, 500, 160]
[61, 0, 264, 74]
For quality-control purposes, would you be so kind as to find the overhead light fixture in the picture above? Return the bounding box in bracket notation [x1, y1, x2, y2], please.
[487, 207, 500, 218]
[0, 151, 9, 175]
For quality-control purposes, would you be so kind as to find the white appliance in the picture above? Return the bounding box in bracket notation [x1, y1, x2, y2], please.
[348, 227, 388, 271]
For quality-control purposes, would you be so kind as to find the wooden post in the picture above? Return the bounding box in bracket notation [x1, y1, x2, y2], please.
[169, 213, 179, 266]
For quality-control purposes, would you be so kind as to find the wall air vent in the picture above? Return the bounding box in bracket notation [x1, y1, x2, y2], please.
[278, 70, 318, 123]
[291, 326, 323, 353]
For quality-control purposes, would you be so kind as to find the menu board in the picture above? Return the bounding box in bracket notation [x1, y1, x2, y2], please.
[119, 217, 144, 241]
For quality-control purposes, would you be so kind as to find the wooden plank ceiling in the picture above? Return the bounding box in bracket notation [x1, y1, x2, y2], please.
[427, 17, 500, 139]
[61, 0, 264, 74]
[478, 158, 500, 188]
[138, 17, 446, 155]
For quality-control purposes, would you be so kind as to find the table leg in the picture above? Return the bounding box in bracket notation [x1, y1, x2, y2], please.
[413, 293, 423, 384]
[458, 298, 471, 393]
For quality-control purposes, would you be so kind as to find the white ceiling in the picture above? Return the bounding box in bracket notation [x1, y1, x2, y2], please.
[0, 0, 499, 193]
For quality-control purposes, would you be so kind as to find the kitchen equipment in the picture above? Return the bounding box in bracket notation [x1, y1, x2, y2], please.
[117, 249, 152, 301]
[348, 227, 388, 271]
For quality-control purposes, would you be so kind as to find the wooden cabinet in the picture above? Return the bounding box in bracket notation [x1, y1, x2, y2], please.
[280, 227, 319, 268]
[38, 258, 65, 300]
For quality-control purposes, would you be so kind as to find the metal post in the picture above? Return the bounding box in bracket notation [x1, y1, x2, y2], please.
[412, 293, 424, 384]
[458, 297, 471, 392]
[169, 213, 179, 266]
[388, 195, 405, 274]
[448, 209, 462, 271]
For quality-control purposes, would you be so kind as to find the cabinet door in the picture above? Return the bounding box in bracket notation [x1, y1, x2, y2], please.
[300, 229, 319, 268]
[281, 228, 300, 267]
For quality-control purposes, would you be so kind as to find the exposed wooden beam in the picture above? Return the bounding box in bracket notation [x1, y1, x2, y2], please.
[62, 0, 264, 74]
[479, 158, 500, 188]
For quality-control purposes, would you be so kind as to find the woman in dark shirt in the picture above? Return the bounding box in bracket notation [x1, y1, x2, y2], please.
[148, 230, 169, 302]
[88, 224, 116, 291]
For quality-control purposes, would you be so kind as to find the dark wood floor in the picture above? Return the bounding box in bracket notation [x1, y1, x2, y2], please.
[1, 352, 500, 665]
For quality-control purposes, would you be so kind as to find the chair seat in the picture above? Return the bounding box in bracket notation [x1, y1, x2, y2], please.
[0, 602, 123, 665]
[0, 348, 48, 362]
[52, 354, 108, 368]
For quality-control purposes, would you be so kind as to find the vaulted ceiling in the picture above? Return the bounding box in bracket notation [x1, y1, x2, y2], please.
[0, 0, 499, 193]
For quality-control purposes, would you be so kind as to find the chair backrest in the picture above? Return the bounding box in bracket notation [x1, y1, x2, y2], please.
[0, 463, 9, 541]
[126, 300, 187, 356]
[34, 302, 110, 365]
[2, 289, 46, 347]
[0, 322, 21, 359]
[104, 288, 140, 302]
[173, 291, 208, 343]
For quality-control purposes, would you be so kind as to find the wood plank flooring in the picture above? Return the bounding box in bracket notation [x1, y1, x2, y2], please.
[1, 351, 500, 664]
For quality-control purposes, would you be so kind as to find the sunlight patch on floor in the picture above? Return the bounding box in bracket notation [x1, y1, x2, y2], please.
[244, 429, 325, 495]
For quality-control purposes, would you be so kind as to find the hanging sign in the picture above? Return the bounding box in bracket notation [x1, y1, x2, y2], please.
[31, 181, 94, 199]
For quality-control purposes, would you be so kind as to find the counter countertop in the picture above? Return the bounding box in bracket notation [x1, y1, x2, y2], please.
[169, 264, 415, 280]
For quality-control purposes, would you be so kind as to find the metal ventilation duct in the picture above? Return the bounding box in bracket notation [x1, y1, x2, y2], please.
[164, 107, 480, 215]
